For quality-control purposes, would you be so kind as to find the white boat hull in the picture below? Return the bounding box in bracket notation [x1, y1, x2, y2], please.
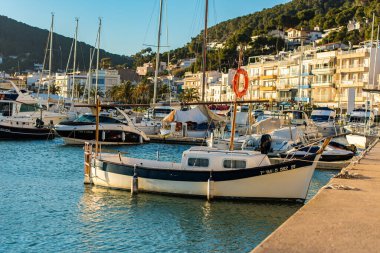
[89, 156, 317, 200]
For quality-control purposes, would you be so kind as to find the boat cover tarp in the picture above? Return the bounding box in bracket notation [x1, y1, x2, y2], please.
[234, 112, 248, 125]
[163, 105, 225, 123]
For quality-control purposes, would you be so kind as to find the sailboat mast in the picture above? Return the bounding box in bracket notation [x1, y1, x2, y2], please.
[153, 0, 163, 105]
[201, 0, 208, 102]
[87, 48, 94, 104]
[71, 18, 79, 101]
[95, 17, 102, 103]
[48, 13, 54, 104]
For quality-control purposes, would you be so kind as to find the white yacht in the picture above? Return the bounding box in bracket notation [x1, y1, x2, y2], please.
[55, 108, 149, 145]
[344, 109, 377, 149]
[310, 107, 340, 137]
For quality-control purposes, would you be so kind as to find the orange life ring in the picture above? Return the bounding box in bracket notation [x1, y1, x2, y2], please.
[233, 68, 249, 98]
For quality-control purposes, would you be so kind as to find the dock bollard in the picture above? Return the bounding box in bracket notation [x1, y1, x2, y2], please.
[207, 172, 214, 201]
[131, 164, 138, 195]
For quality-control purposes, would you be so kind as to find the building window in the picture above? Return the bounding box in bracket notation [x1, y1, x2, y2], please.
[223, 159, 246, 169]
[188, 158, 209, 167]
[92, 78, 105, 84]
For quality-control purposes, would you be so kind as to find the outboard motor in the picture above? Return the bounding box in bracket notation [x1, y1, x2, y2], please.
[35, 118, 45, 128]
[260, 134, 272, 154]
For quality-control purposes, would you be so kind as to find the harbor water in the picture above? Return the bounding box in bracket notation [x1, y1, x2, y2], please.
[0, 139, 337, 252]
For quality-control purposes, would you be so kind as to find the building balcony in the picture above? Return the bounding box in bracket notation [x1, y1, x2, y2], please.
[337, 50, 369, 59]
[260, 75, 277, 80]
[259, 86, 276, 91]
[336, 65, 369, 73]
[299, 84, 311, 89]
[362, 85, 380, 94]
[335, 96, 366, 102]
[276, 84, 292, 90]
[312, 93, 335, 102]
[311, 81, 334, 87]
[249, 75, 260, 81]
[311, 68, 335, 75]
[338, 80, 366, 87]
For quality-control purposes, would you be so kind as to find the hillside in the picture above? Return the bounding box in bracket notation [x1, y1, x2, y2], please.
[164, 0, 380, 75]
[1, 0, 380, 75]
[0, 15, 133, 73]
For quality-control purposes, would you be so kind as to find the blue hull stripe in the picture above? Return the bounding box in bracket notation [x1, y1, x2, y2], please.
[95, 156, 315, 182]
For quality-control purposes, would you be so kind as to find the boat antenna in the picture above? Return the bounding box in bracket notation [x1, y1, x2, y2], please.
[47, 12, 54, 109]
[153, 0, 163, 105]
[71, 18, 79, 101]
[201, 0, 209, 102]
[95, 17, 102, 104]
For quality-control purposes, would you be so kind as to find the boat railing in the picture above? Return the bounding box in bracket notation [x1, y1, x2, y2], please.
[282, 137, 326, 161]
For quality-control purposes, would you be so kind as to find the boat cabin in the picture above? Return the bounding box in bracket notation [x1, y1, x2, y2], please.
[311, 107, 336, 122]
[181, 147, 270, 171]
[348, 109, 374, 125]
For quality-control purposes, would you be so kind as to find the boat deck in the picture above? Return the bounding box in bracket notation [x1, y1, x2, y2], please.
[147, 134, 206, 145]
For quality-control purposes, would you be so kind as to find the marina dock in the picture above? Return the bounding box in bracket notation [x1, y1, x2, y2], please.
[252, 139, 380, 253]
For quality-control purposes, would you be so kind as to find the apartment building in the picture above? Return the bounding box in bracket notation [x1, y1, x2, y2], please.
[208, 69, 235, 102]
[336, 47, 380, 107]
[182, 71, 222, 101]
[311, 51, 337, 107]
[247, 56, 277, 101]
[89, 69, 121, 95]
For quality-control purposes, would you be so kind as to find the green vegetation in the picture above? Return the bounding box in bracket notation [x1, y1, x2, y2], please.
[0, 15, 133, 73]
[1, 0, 380, 75]
[165, 0, 380, 74]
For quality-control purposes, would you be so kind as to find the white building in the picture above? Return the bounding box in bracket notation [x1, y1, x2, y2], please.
[26, 72, 43, 87]
[89, 69, 120, 95]
[55, 72, 87, 98]
[179, 58, 196, 69]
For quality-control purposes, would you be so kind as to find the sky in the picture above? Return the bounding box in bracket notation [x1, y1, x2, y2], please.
[0, 0, 289, 56]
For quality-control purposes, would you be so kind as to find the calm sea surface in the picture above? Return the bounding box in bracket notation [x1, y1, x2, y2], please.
[0, 139, 338, 252]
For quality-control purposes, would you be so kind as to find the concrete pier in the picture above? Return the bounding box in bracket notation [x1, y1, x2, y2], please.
[252, 140, 380, 253]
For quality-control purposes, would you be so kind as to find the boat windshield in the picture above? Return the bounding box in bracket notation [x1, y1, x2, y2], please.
[349, 116, 369, 123]
[20, 103, 39, 112]
[311, 115, 331, 122]
[74, 114, 124, 124]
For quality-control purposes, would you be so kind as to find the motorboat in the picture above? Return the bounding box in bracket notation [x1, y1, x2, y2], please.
[0, 81, 71, 125]
[310, 107, 341, 137]
[144, 106, 176, 119]
[208, 110, 321, 155]
[280, 145, 354, 162]
[344, 109, 377, 149]
[0, 109, 55, 140]
[55, 108, 149, 145]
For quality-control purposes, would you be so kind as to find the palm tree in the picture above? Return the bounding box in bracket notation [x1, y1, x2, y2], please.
[179, 88, 200, 103]
[133, 82, 150, 104]
[49, 84, 61, 95]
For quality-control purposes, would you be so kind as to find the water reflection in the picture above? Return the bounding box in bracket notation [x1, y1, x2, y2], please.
[78, 185, 301, 252]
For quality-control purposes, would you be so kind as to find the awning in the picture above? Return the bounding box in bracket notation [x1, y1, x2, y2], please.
[322, 58, 333, 64]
